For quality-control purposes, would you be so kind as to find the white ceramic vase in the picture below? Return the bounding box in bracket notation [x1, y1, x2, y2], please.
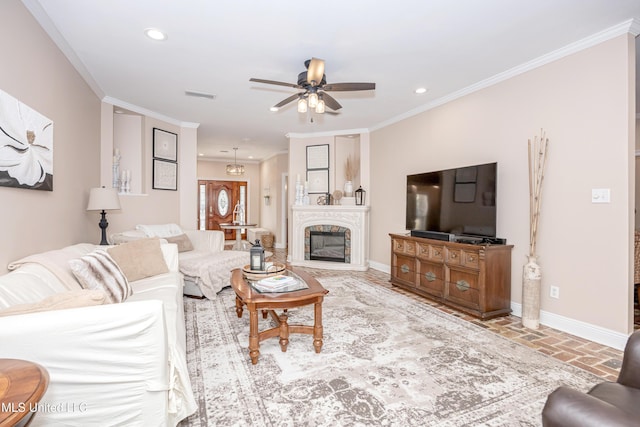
[522, 255, 542, 329]
[344, 181, 353, 197]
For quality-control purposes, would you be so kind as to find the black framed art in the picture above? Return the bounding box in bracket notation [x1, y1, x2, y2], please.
[153, 159, 177, 191]
[153, 128, 178, 162]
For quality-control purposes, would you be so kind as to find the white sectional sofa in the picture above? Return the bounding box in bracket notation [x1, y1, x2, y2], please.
[112, 224, 249, 299]
[0, 240, 196, 426]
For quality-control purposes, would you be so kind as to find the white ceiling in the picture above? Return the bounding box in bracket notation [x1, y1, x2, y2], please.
[22, 0, 640, 162]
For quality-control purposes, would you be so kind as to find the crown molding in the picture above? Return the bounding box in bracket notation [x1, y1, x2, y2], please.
[286, 128, 369, 139]
[103, 96, 199, 129]
[371, 19, 639, 132]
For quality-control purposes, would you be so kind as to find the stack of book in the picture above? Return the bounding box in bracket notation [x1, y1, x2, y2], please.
[252, 275, 299, 293]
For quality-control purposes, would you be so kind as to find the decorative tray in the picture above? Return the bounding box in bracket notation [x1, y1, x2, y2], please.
[242, 263, 286, 281]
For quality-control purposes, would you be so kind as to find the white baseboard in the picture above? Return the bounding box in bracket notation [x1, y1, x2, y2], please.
[511, 302, 628, 351]
[371, 261, 629, 350]
[369, 260, 390, 274]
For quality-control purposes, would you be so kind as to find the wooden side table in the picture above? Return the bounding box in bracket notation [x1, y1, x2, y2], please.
[0, 359, 49, 427]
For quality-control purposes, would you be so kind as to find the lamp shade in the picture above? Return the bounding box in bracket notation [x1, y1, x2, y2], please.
[87, 187, 121, 211]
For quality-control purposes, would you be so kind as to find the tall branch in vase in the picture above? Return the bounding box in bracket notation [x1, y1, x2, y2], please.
[522, 129, 549, 329]
[528, 130, 549, 257]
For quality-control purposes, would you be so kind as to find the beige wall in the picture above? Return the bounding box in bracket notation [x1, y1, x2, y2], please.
[370, 34, 636, 335]
[0, 0, 101, 271]
[197, 160, 261, 227]
[260, 152, 289, 247]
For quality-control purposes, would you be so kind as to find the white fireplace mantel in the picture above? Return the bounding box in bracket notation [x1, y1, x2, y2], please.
[289, 205, 370, 271]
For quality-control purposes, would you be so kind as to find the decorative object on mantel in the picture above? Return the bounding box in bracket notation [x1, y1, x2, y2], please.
[332, 190, 343, 205]
[87, 186, 121, 245]
[226, 147, 245, 176]
[522, 129, 549, 329]
[294, 174, 310, 205]
[355, 186, 366, 206]
[0, 88, 53, 191]
[344, 155, 358, 197]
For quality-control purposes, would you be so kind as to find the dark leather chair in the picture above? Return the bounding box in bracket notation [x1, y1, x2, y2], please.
[542, 330, 640, 426]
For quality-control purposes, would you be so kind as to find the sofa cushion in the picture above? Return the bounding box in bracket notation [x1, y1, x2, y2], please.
[107, 238, 169, 282]
[165, 233, 194, 253]
[0, 289, 107, 317]
[136, 223, 183, 238]
[70, 250, 132, 303]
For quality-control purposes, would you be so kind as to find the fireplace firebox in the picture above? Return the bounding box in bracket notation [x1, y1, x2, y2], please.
[309, 231, 346, 263]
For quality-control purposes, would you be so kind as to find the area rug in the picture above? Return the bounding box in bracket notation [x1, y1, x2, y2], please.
[180, 276, 601, 426]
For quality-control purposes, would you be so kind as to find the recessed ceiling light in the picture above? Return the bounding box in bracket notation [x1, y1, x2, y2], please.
[248, 156, 254, 159]
[415, 87, 428, 94]
[198, 153, 204, 156]
[145, 28, 167, 41]
[270, 107, 279, 112]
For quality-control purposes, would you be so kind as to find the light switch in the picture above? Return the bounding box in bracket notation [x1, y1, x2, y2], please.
[591, 188, 610, 203]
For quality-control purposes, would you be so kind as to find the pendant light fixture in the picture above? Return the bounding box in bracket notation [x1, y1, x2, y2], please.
[226, 147, 245, 176]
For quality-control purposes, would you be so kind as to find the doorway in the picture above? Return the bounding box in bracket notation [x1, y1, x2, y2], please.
[198, 180, 247, 241]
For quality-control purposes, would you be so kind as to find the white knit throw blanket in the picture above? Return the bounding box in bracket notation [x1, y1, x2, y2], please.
[178, 250, 249, 299]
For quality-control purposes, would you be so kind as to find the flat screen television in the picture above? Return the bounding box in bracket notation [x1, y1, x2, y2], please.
[406, 162, 497, 239]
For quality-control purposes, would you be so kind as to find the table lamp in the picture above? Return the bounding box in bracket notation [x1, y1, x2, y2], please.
[87, 187, 121, 245]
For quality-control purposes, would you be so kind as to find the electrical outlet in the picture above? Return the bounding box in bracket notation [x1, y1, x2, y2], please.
[550, 286, 560, 299]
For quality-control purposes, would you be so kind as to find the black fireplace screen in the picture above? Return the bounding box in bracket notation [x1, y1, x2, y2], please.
[309, 231, 346, 262]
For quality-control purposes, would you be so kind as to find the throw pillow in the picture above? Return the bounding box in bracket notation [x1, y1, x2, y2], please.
[165, 233, 194, 252]
[69, 250, 132, 303]
[106, 237, 169, 282]
[0, 289, 107, 317]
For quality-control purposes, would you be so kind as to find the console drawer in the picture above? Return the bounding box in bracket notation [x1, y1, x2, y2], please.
[446, 268, 480, 310]
[393, 238, 416, 256]
[392, 254, 416, 285]
[417, 260, 445, 297]
[417, 243, 445, 262]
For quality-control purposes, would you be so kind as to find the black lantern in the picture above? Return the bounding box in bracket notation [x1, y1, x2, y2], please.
[355, 186, 366, 206]
[250, 239, 265, 271]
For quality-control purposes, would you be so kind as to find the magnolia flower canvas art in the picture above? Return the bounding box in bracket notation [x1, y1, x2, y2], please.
[0, 89, 53, 191]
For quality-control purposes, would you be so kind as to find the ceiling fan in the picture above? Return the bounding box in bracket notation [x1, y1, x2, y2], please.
[249, 58, 375, 113]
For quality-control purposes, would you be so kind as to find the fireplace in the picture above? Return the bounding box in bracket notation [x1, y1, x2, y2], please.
[308, 229, 349, 263]
[291, 205, 369, 271]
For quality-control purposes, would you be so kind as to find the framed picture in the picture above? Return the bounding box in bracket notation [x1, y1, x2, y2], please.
[0, 88, 54, 191]
[153, 128, 178, 161]
[454, 183, 476, 203]
[153, 159, 177, 191]
[306, 144, 329, 170]
[307, 169, 329, 194]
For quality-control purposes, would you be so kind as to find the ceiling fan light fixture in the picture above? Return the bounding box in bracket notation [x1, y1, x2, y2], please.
[297, 97, 308, 113]
[315, 99, 325, 114]
[226, 147, 245, 176]
[308, 92, 318, 109]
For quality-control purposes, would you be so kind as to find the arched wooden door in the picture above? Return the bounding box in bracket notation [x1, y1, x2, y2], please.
[198, 180, 247, 241]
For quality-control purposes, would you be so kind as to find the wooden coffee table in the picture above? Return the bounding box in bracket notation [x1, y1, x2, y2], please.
[231, 267, 329, 364]
[0, 359, 49, 427]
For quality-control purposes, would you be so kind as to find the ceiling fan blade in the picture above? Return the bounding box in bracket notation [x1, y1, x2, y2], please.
[274, 93, 303, 108]
[306, 58, 325, 86]
[249, 78, 300, 89]
[321, 92, 342, 111]
[322, 82, 376, 92]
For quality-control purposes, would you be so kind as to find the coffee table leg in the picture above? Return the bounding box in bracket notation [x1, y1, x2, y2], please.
[235, 296, 243, 318]
[279, 313, 289, 352]
[249, 308, 260, 364]
[313, 301, 324, 353]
